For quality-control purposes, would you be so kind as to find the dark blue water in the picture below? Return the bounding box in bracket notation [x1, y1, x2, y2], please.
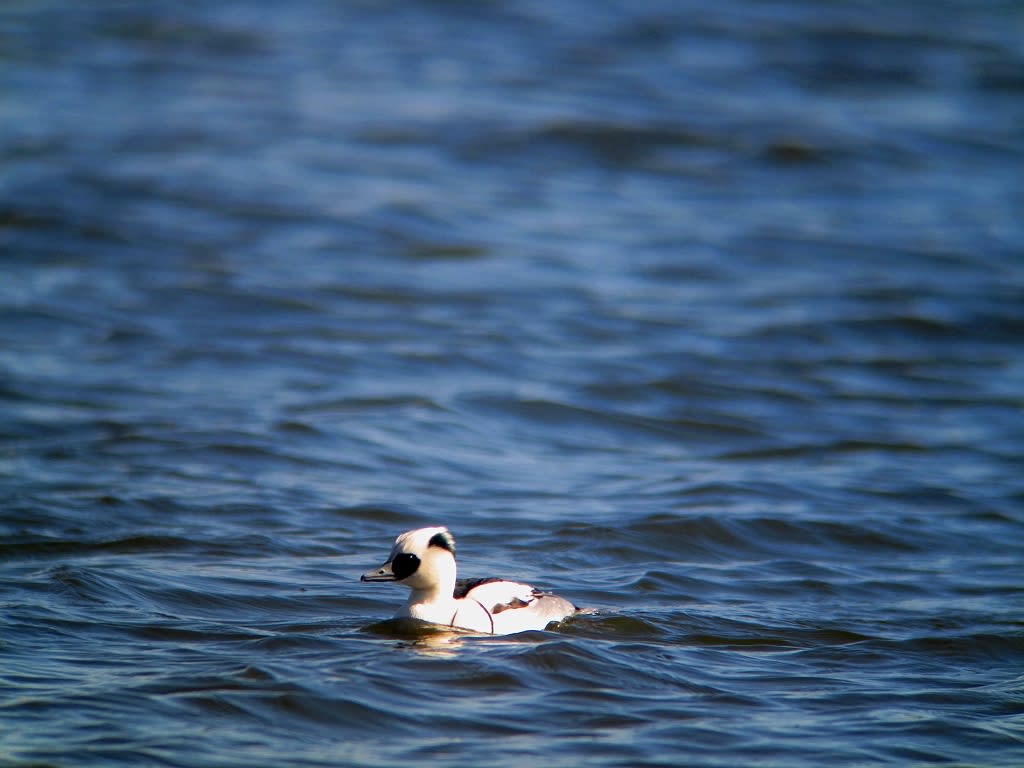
[3, 1, 1023, 766]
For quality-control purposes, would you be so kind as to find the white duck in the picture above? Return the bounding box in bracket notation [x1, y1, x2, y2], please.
[361, 526, 576, 635]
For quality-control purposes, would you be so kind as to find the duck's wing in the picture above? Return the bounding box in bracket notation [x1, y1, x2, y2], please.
[457, 578, 577, 634]
[457, 579, 534, 611]
[465, 579, 578, 615]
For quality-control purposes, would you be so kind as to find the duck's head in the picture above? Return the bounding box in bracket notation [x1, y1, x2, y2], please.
[360, 526, 457, 592]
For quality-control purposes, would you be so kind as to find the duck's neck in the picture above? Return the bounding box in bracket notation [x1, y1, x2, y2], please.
[407, 585, 454, 609]
[407, 565, 457, 608]
[403, 576, 459, 625]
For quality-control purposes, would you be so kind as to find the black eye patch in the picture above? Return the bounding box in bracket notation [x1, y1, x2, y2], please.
[391, 553, 421, 580]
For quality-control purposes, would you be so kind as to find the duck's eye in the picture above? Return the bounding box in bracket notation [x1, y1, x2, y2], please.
[391, 553, 420, 580]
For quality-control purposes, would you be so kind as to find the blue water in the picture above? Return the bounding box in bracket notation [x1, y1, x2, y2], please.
[2, 1, 1023, 766]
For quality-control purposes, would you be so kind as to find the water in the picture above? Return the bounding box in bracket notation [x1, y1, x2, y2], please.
[2, 1, 1023, 765]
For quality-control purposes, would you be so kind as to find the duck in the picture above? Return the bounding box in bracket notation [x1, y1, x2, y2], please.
[360, 526, 576, 635]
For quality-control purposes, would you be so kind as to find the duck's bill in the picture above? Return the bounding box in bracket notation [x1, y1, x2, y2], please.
[361, 561, 397, 582]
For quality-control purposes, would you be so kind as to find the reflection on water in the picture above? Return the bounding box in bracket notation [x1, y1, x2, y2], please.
[362, 617, 474, 653]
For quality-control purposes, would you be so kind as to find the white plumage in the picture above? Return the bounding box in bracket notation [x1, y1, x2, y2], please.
[361, 526, 576, 635]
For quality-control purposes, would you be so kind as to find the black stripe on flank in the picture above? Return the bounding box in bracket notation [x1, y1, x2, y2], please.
[491, 597, 532, 614]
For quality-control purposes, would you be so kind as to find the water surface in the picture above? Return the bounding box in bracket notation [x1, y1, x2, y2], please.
[2, 1, 1023, 766]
